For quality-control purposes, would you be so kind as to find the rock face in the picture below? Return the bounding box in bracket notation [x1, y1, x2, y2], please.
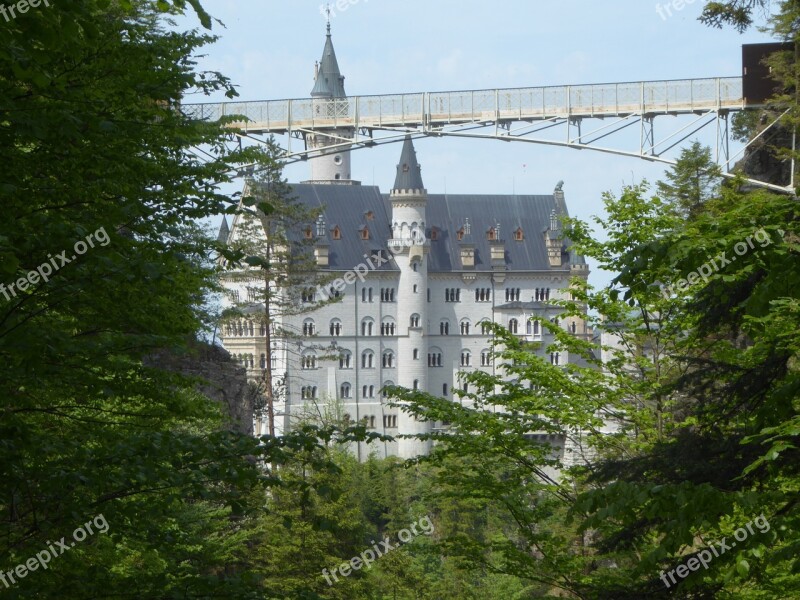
[735, 123, 793, 188]
[146, 340, 256, 436]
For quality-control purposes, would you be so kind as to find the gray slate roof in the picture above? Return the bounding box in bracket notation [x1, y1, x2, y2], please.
[418, 193, 580, 272]
[217, 216, 230, 244]
[290, 184, 398, 272]
[262, 184, 585, 273]
[310, 31, 347, 98]
[393, 136, 425, 191]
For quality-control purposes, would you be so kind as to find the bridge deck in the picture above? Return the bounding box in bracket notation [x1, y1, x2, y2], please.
[182, 77, 745, 134]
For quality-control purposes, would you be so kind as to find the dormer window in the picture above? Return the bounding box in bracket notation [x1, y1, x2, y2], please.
[402, 164, 410, 172]
[456, 227, 465, 241]
[332, 226, 341, 240]
[430, 227, 438, 241]
[364, 211, 374, 221]
[514, 227, 524, 241]
[360, 227, 370, 240]
[304, 226, 313, 240]
[487, 228, 497, 241]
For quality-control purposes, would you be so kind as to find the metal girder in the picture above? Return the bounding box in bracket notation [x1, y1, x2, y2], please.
[183, 76, 796, 194]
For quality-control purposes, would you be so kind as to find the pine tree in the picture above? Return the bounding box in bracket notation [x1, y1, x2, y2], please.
[221, 138, 340, 439]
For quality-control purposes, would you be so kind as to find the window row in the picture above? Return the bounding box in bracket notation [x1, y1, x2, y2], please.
[336, 351, 396, 370]
[224, 321, 272, 337]
[233, 351, 280, 370]
[309, 316, 565, 338]
[338, 384, 379, 399]
[341, 414, 396, 429]
[427, 349, 493, 368]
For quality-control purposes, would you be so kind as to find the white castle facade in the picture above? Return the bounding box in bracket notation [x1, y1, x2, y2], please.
[219, 27, 594, 460]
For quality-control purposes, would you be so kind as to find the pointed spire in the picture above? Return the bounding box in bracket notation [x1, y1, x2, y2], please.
[311, 23, 346, 98]
[217, 216, 230, 244]
[392, 136, 425, 192]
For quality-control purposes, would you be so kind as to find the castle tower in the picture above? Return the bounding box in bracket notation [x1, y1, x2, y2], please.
[304, 23, 357, 184]
[390, 137, 431, 458]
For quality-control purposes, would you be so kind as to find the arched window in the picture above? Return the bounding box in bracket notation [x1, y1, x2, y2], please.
[427, 347, 443, 367]
[413, 379, 419, 390]
[339, 351, 352, 369]
[413, 349, 419, 360]
[382, 382, 395, 398]
[248, 321, 254, 336]
[381, 318, 396, 336]
[480, 349, 492, 366]
[361, 318, 374, 336]
[260, 353, 266, 369]
[480, 320, 492, 335]
[361, 350, 374, 369]
[301, 353, 317, 370]
[382, 351, 395, 368]
[550, 352, 560, 366]
[509, 318, 519, 334]
[460, 319, 471, 335]
[460, 351, 471, 367]
[330, 319, 342, 336]
[410, 314, 420, 328]
[340, 383, 351, 398]
[260, 322, 267, 336]
[302, 319, 315, 336]
[440, 320, 450, 336]
[571, 321, 577, 334]
[533, 320, 540, 337]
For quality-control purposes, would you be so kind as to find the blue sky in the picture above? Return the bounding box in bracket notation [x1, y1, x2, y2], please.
[182, 0, 774, 286]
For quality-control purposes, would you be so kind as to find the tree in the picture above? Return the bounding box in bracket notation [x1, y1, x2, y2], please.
[0, 1, 316, 596]
[219, 138, 341, 440]
[656, 142, 722, 218]
[699, 0, 770, 32]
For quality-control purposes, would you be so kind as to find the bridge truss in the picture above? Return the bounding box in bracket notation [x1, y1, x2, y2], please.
[182, 76, 794, 194]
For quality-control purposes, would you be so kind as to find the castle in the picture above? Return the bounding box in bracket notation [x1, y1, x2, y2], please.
[219, 25, 592, 459]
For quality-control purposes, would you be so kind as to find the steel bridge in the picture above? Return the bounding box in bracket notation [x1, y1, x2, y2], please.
[183, 76, 794, 193]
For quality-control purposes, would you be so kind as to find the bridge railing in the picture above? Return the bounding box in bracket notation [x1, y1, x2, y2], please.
[181, 77, 744, 132]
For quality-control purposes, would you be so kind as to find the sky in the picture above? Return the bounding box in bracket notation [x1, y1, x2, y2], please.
[179, 0, 776, 287]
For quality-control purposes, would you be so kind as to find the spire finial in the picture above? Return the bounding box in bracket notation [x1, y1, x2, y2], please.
[325, 4, 332, 34]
